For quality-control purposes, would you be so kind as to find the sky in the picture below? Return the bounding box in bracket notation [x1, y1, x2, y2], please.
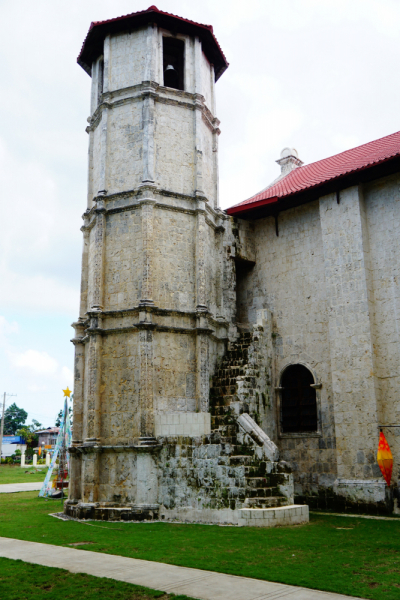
[0, 0, 399, 427]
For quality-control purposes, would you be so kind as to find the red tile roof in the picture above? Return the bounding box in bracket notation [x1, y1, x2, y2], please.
[78, 5, 228, 80]
[226, 130, 400, 216]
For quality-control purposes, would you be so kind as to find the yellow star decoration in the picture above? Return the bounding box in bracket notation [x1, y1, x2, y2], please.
[63, 387, 72, 398]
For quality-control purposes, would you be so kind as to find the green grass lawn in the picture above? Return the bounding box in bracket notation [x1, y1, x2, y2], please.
[0, 557, 195, 600]
[1, 492, 400, 600]
[0, 464, 46, 484]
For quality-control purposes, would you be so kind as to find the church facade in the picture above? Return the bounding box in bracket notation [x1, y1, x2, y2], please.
[65, 6, 399, 522]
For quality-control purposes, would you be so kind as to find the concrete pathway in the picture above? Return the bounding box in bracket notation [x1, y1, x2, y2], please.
[0, 482, 42, 493]
[0, 536, 365, 600]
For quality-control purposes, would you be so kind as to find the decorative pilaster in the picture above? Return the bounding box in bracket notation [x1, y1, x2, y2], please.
[79, 224, 90, 319]
[195, 205, 207, 312]
[139, 198, 156, 306]
[138, 190, 156, 439]
[69, 322, 85, 501]
[71, 335, 85, 446]
[212, 125, 220, 210]
[194, 37, 204, 197]
[195, 198, 210, 412]
[85, 327, 102, 445]
[144, 24, 158, 82]
[320, 185, 380, 481]
[142, 84, 157, 184]
[196, 328, 209, 413]
[96, 36, 110, 196]
[85, 199, 105, 445]
[91, 203, 106, 311]
[139, 322, 155, 439]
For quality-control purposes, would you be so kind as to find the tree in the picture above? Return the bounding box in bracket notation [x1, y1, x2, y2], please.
[55, 407, 72, 427]
[16, 420, 43, 449]
[16, 427, 37, 448]
[31, 419, 43, 431]
[1, 403, 27, 434]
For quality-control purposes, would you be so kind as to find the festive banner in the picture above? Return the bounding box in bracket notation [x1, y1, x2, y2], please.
[39, 389, 72, 498]
[377, 431, 393, 486]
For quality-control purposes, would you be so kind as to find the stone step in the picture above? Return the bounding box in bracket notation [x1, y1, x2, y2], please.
[139, 437, 158, 447]
[211, 417, 234, 429]
[245, 487, 281, 498]
[244, 463, 269, 477]
[229, 455, 255, 466]
[245, 477, 275, 489]
[210, 395, 235, 406]
[217, 360, 247, 369]
[244, 496, 288, 509]
[212, 405, 238, 417]
[214, 426, 238, 438]
[214, 377, 241, 385]
[211, 385, 237, 396]
[238, 505, 309, 528]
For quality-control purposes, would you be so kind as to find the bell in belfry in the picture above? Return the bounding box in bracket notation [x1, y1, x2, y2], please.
[164, 64, 179, 89]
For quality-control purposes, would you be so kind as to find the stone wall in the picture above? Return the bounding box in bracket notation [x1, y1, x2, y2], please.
[319, 186, 380, 486]
[107, 103, 143, 194]
[235, 202, 337, 500]
[109, 29, 147, 91]
[233, 174, 400, 511]
[154, 102, 195, 196]
[104, 211, 142, 309]
[152, 209, 195, 310]
[364, 174, 400, 490]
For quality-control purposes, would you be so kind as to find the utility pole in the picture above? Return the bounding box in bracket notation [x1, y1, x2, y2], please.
[0, 392, 17, 462]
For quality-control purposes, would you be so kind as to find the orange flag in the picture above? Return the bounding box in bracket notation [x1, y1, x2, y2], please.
[377, 431, 393, 486]
[38, 446, 41, 457]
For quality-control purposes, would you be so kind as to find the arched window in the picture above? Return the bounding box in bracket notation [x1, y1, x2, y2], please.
[281, 365, 317, 433]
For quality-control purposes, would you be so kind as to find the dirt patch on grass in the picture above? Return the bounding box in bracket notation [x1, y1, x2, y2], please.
[68, 542, 95, 547]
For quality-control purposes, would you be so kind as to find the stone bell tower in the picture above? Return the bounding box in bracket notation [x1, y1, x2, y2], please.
[66, 6, 235, 518]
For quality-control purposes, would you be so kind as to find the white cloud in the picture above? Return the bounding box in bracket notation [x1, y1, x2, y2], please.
[0, 316, 19, 344]
[331, 134, 361, 153]
[27, 384, 49, 393]
[61, 366, 74, 387]
[0, 264, 79, 314]
[10, 349, 59, 375]
[0, 139, 80, 314]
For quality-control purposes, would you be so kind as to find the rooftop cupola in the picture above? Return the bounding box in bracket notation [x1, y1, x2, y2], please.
[276, 147, 304, 175]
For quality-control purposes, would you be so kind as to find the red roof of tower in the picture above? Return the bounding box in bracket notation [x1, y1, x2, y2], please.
[78, 5, 229, 81]
[227, 130, 400, 217]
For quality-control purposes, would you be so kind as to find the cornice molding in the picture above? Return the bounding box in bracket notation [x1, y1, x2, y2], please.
[76, 305, 229, 342]
[86, 81, 219, 134]
[83, 186, 225, 228]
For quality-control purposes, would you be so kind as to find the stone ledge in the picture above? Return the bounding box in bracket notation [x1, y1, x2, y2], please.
[64, 501, 160, 521]
[238, 504, 309, 528]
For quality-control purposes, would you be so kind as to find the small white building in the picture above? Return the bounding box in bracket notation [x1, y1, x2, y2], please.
[1, 435, 26, 458]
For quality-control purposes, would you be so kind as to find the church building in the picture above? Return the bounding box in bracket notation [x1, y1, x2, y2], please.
[65, 6, 400, 523]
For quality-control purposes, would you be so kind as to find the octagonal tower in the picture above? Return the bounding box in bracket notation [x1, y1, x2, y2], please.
[66, 6, 236, 518]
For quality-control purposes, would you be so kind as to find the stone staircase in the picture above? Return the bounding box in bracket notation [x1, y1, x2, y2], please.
[209, 332, 292, 510]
